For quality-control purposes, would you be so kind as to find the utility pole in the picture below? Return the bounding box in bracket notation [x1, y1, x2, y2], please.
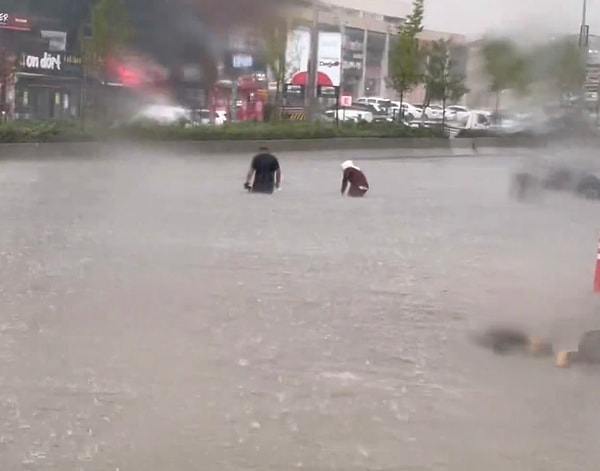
[305, 0, 320, 119]
[579, 0, 589, 110]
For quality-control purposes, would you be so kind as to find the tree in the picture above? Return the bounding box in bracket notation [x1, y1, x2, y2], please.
[80, 0, 132, 124]
[82, 0, 132, 79]
[387, 0, 424, 119]
[480, 38, 528, 113]
[262, 17, 289, 121]
[424, 39, 468, 126]
[533, 37, 585, 105]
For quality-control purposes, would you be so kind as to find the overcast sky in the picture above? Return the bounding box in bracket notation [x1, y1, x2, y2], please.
[331, 0, 597, 37]
[425, 0, 594, 36]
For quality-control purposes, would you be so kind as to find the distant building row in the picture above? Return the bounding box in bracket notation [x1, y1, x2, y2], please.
[281, 0, 468, 103]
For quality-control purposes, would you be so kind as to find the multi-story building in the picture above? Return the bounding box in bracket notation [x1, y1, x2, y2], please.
[1, 0, 469, 119]
[0, 7, 83, 120]
[283, 0, 468, 103]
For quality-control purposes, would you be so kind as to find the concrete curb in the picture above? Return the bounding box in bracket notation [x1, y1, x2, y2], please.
[0, 137, 545, 160]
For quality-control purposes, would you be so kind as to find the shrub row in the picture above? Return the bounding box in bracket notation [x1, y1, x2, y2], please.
[0, 120, 547, 143]
[0, 120, 96, 142]
[0, 120, 445, 143]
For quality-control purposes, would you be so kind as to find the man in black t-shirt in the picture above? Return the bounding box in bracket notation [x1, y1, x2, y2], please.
[244, 146, 281, 194]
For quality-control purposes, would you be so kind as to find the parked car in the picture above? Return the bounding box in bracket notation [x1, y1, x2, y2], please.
[349, 103, 390, 122]
[355, 96, 393, 112]
[389, 102, 423, 121]
[446, 105, 470, 121]
[130, 104, 192, 126]
[323, 108, 374, 123]
[424, 104, 444, 119]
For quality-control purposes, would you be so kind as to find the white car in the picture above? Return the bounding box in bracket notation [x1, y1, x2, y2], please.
[355, 97, 392, 111]
[424, 104, 444, 119]
[446, 105, 470, 121]
[214, 110, 228, 125]
[324, 109, 374, 123]
[132, 104, 191, 125]
[389, 102, 423, 121]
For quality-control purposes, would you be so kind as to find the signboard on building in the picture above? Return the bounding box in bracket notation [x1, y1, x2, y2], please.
[0, 13, 30, 31]
[223, 51, 265, 77]
[284, 83, 305, 97]
[19, 51, 82, 76]
[284, 28, 311, 83]
[343, 32, 364, 71]
[41, 31, 67, 52]
[317, 85, 339, 98]
[340, 95, 352, 107]
[317, 32, 342, 87]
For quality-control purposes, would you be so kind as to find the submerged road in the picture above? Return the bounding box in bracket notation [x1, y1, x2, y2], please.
[1, 148, 599, 470]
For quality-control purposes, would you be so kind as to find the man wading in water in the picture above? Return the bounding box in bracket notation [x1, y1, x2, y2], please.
[244, 146, 281, 194]
[340, 160, 369, 197]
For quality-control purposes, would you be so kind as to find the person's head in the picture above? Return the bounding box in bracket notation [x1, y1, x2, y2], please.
[341, 160, 355, 170]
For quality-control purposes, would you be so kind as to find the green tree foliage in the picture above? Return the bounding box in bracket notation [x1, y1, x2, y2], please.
[82, 0, 132, 77]
[530, 37, 585, 104]
[480, 37, 528, 112]
[424, 39, 468, 121]
[387, 0, 424, 115]
[262, 17, 289, 120]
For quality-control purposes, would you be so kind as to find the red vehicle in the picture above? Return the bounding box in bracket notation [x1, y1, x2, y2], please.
[210, 76, 265, 123]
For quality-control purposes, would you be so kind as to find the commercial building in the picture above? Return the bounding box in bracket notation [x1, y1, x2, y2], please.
[282, 0, 468, 103]
[0, 11, 83, 120]
[1, 0, 469, 121]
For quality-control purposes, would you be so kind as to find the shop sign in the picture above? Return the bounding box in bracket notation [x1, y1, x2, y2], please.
[342, 59, 362, 71]
[317, 85, 339, 97]
[19, 51, 82, 76]
[232, 53, 253, 69]
[283, 83, 304, 97]
[22, 52, 62, 71]
[0, 13, 30, 31]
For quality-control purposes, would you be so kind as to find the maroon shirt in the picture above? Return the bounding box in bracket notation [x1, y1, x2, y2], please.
[341, 167, 369, 195]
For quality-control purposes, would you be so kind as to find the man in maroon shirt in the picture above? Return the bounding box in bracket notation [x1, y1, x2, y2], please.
[340, 160, 369, 197]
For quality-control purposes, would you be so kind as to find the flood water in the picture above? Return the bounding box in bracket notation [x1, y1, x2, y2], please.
[1, 148, 599, 470]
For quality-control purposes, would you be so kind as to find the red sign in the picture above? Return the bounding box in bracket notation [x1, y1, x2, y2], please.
[340, 95, 352, 107]
[0, 13, 30, 31]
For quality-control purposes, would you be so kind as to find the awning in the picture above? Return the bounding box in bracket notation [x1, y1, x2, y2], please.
[290, 71, 333, 87]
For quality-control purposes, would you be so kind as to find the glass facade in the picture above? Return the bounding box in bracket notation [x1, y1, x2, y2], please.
[364, 31, 386, 96]
[342, 27, 364, 96]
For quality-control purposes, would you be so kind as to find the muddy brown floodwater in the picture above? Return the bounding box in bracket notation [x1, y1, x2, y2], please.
[1, 148, 599, 470]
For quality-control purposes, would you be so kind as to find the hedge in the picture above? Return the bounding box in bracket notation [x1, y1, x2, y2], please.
[0, 120, 443, 143]
[0, 120, 97, 143]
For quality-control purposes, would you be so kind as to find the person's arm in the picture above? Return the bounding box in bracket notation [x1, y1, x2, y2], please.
[341, 170, 349, 195]
[275, 168, 281, 188]
[245, 157, 256, 188]
[273, 157, 281, 189]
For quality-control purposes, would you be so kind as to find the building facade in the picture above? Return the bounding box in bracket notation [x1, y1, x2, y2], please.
[283, 0, 468, 103]
[0, 10, 83, 120]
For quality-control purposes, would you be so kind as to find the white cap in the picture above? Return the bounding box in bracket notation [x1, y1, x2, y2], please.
[341, 160, 356, 170]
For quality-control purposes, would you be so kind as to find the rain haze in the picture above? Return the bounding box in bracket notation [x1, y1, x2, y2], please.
[4, 0, 600, 470]
[332, 0, 598, 36]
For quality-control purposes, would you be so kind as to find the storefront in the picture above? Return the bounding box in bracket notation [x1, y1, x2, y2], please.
[12, 50, 82, 120]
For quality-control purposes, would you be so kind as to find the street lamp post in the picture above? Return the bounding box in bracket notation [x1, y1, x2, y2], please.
[579, 0, 589, 109]
[305, 0, 320, 117]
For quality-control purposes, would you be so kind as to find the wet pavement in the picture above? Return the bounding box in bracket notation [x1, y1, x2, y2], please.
[1, 148, 599, 470]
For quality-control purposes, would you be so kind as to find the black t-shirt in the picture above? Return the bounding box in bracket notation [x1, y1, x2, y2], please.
[251, 153, 280, 191]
